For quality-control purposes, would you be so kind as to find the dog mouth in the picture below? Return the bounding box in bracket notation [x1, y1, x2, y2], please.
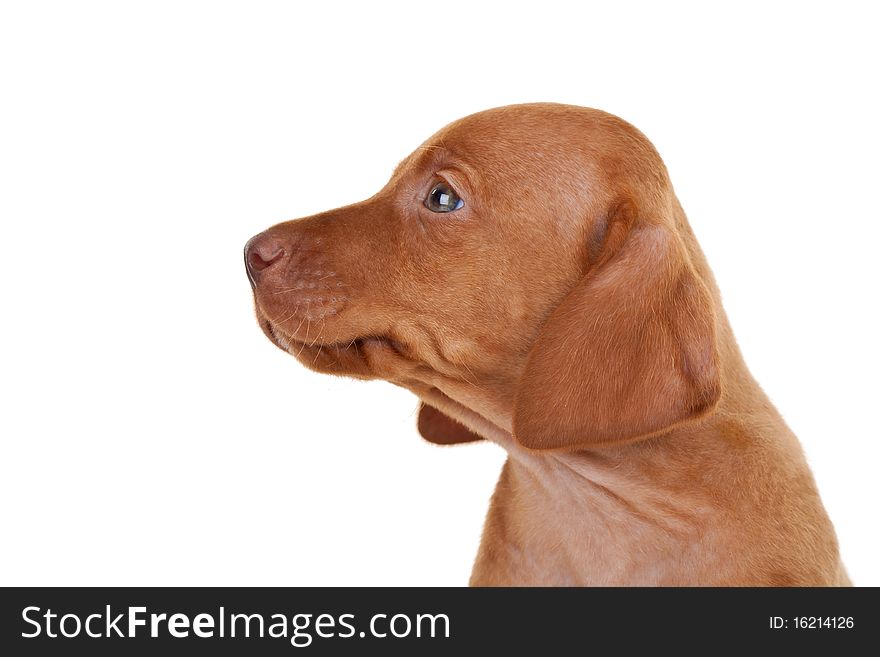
[264, 320, 359, 354]
[259, 318, 407, 373]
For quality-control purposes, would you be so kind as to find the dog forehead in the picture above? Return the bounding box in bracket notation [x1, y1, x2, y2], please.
[438, 104, 616, 149]
[422, 104, 657, 187]
[437, 106, 586, 160]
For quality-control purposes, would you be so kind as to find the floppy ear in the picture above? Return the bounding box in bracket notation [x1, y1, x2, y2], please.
[513, 203, 721, 450]
[417, 402, 484, 445]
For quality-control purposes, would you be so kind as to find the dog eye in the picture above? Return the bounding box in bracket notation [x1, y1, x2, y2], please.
[425, 181, 464, 213]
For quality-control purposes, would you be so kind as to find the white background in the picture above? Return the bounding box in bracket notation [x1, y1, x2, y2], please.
[1, 1, 877, 586]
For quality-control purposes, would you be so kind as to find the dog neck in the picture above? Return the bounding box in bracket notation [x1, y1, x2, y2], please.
[481, 429, 730, 585]
[422, 379, 837, 585]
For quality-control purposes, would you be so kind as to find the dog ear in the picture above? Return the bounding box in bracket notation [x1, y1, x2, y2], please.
[512, 201, 721, 450]
[417, 403, 484, 445]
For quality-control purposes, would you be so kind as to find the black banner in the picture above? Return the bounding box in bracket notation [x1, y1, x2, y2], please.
[1, 587, 874, 655]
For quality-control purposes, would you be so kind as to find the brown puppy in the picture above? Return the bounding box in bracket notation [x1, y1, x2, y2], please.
[245, 104, 847, 586]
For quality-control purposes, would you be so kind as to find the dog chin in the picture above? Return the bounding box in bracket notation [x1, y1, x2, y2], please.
[260, 319, 383, 379]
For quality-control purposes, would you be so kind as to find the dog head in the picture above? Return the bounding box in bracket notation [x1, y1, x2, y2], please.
[246, 104, 721, 449]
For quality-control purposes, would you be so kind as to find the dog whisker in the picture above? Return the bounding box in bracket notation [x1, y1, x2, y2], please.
[275, 302, 301, 326]
[295, 313, 311, 358]
[308, 316, 326, 348]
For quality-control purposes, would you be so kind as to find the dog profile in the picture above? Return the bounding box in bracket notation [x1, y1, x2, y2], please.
[245, 103, 847, 585]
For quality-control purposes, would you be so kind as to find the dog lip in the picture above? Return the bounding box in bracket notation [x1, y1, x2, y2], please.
[264, 319, 361, 354]
[264, 320, 405, 359]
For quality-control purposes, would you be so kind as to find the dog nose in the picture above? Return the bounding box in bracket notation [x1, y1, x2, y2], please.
[245, 232, 287, 284]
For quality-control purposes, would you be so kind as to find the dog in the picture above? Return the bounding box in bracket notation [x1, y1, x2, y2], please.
[245, 103, 848, 585]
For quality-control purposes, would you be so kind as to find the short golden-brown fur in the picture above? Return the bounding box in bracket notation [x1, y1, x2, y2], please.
[246, 103, 847, 586]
